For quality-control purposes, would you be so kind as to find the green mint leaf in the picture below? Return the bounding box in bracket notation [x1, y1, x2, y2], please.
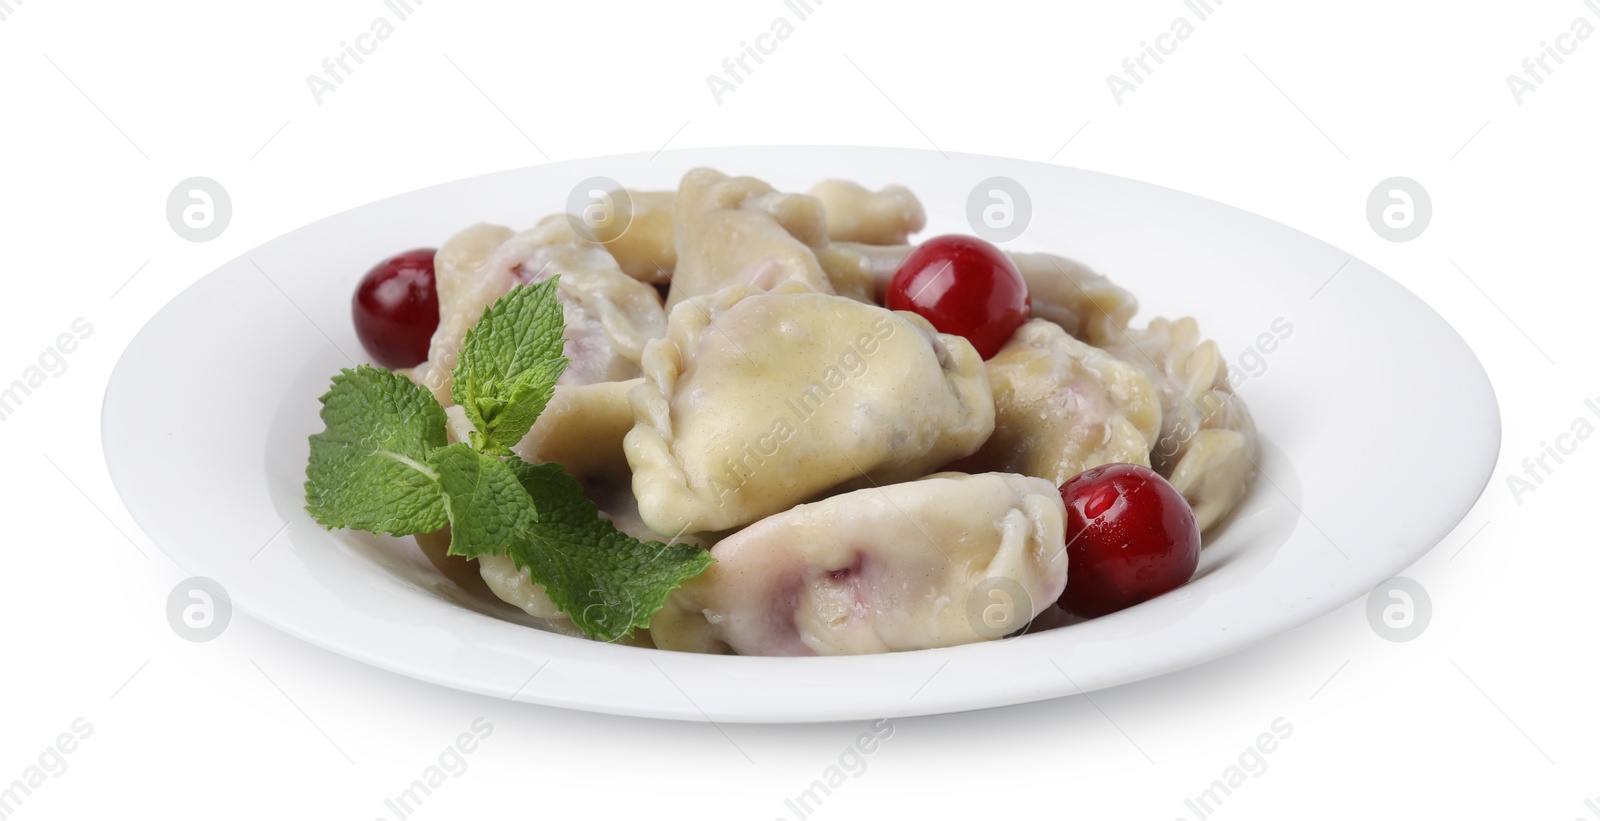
[429, 445, 714, 642]
[507, 458, 715, 640]
[451, 279, 569, 453]
[427, 443, 538, 557]
[305, 366, 449, 535]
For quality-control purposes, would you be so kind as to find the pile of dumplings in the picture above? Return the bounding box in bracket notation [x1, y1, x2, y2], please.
[406, 168, 1258, 657]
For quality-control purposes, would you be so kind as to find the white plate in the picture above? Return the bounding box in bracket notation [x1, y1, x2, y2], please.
[102, 147, 1499, 723]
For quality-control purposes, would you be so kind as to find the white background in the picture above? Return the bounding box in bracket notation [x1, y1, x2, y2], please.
[1, 0, 1596, 818]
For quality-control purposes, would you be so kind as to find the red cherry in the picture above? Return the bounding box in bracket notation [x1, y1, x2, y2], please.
[1056, 463, 1201, 618]
[352, 249, 440, 369]
[885, 234, 1029, 359]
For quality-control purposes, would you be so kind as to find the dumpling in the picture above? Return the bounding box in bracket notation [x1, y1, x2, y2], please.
[625, 281, 995, 535]
[588, 190, 676, 284]
[621, 171, 936, 308]
[496, 221, 667, 384]
[1008, 252, 1138, 347]
[816, 242, 913, 304]
[478, 553, 566, 620]
[666, 168, 834, 309]
[513, 378, 638, 485]
[409, 220, 667, 404]
[807, 179, 927, 245]
[649, 472, 1068, 656]
[1104, 317, 1258, 531]
[955, 319, 1162, 485]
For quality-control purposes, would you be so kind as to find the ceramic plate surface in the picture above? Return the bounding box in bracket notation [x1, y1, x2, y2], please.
[102, 147, 1499, 722]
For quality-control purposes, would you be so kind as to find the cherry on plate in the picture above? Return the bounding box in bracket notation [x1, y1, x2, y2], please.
[1056, 463, 1201, 618]
[885, 234, 1029, 359]
[352, 248, 440, 369]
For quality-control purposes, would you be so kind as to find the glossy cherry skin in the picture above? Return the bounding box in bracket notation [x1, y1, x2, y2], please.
[1056, 463, 1201, 618]
[885, 234, 1029, 359]
[352, 248, 440, 369]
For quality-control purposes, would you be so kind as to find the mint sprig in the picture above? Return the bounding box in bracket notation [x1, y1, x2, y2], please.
[304, 279, 711, 642]
[452, 278, 569, 454]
